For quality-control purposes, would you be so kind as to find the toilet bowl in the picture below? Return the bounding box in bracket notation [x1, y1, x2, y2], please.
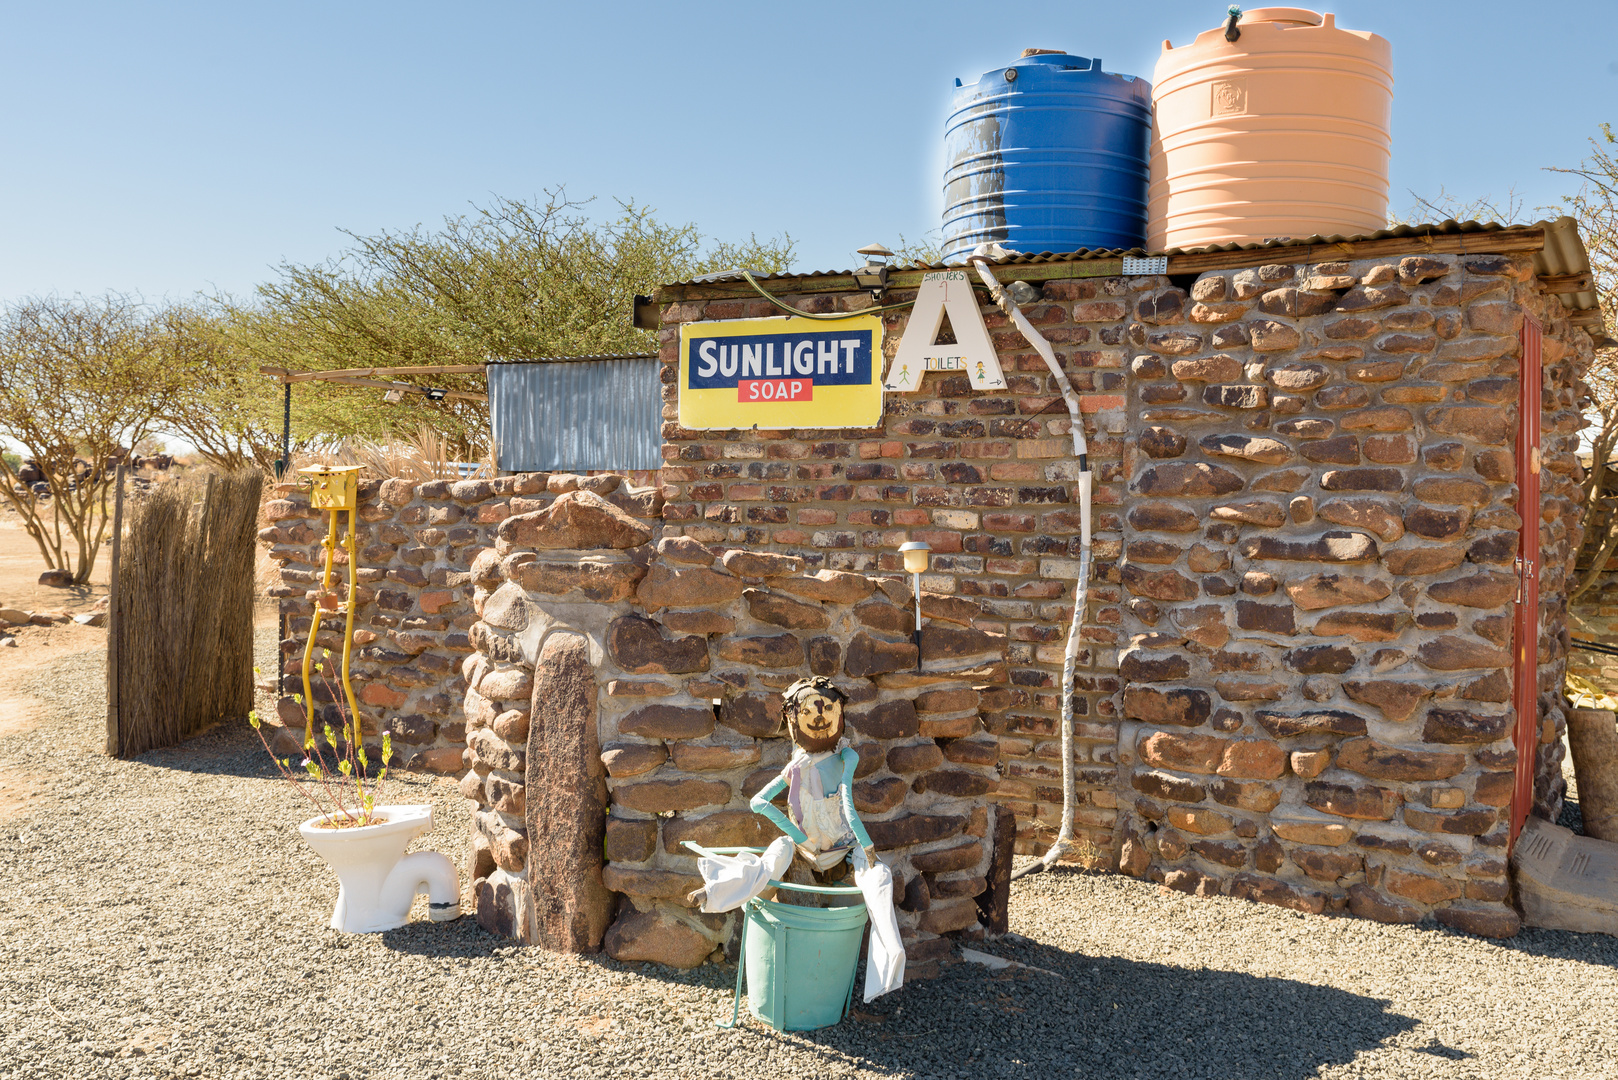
[298, 804, 461, 933]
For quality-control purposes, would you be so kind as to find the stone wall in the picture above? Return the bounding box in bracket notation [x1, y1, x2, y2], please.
[656, 289, 1132, 867]
[257, 473, 660, 771]
[1522, 277, 1587, 824]
[655, 246, 1595, 937]
[260, 237, 1598, 943]
[457, 489, 1013, 969]
[1569, 577, 1618, 713]
[1110, 253, 1589, 938]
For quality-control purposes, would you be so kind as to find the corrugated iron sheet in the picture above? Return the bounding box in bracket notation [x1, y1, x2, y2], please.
[664, 220, 1561, 283]
[488, 357, 662, 472]
[486, 352, 655, 365]
[663, 217, 1606, 334]
[1537, 216, 1600, 314]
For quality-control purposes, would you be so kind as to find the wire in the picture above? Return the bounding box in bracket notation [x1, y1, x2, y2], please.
[739, 269, 977, 320]
[1572, 638, 1618, 658]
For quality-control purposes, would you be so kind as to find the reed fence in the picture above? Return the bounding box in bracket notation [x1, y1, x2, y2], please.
[106, 468, 263, 757]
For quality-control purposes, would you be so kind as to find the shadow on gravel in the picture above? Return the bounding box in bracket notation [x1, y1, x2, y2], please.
[1485, 923, 1618, 968]
[132, 723, 286, 780]
[380, 917, 533, 961]
[764, 943, 1427, 1080]
[594, 929, 1427, 1079]
[1558, 795, 1584, 834]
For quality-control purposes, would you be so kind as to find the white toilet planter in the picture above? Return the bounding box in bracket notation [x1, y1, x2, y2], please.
[298, 804, 461, 933]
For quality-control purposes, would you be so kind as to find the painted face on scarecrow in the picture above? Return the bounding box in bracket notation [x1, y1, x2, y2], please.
[783, 677, 847, 753]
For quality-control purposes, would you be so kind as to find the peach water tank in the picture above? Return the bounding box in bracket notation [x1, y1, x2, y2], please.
[1147, 7, 1392, 250]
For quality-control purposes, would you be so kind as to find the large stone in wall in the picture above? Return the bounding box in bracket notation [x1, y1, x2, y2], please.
[1124, 686, 1212, 727]
[845, 632, 918, 678]
[1238, 531, 1379, 563]
[603, 908, 713, 970]
[525, 631, 612, 952]
[510, 557, 646, 602]
[499, 489, 652, 550]
[1254, 707, 1370, 739]
[1341, 680, 1432, 722]
[637, 564, 744, 611]
[744, 588, 829, 629]
[1335, 738, 1466, 782]
[607, 615, 709, 674]
[773, 569, 875, 605]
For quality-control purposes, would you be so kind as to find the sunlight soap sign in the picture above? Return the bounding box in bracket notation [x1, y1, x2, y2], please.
[678, 314, 884, 429]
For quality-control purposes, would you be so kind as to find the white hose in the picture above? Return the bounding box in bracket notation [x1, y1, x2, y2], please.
[969, 244, 1092, 879]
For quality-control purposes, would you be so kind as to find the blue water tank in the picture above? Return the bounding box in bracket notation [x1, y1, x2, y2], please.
[942, 51, 1152, 260]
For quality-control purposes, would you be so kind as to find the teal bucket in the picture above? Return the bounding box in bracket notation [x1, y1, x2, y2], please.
[682, 842, 868, 1032]
[741, 894, 868, 1031]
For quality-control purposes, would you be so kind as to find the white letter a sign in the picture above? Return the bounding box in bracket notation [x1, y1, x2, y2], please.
[883, 270, 1006, 392]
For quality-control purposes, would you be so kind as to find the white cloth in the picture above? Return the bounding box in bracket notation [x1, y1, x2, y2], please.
[695, 836, 795, 914]
[694, 746, 904, 1002]
[784, 747, 857, 870]
[850, 845, 905, 1001]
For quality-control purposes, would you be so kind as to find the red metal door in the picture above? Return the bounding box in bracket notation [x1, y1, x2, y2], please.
[1510, 316, 1543, 844]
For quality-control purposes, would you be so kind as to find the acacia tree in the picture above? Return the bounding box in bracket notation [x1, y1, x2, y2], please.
[0, 295, 183, 583]
[154, 303, 319, 473]
[219, 190, 795, 459]
[1552, 125, 1618, 599]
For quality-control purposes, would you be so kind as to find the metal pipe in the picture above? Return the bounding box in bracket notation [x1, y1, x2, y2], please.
[300, 506, 338, 747]
[277, 382, 290, 697]
[912, 570, 924, 673]
[278, 381, 291, 480]
[969, 244, 1092, 880]
[339, 508, 362, 745]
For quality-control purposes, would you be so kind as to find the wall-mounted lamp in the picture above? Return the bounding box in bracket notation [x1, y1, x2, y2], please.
[854, 243, 894, 302]
[898, 540, 931, 672]
[424, 387, 448, 401]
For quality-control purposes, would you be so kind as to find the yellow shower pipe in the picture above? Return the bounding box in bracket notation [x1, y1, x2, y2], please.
[297, 467, 364, 749]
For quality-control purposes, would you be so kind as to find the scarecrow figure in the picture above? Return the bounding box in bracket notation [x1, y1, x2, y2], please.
[753, 677, 875, 889]
[687, 676, 905, 1000]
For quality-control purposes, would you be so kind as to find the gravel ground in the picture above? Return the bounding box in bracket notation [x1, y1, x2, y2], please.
[2, 633, 1616, 1079]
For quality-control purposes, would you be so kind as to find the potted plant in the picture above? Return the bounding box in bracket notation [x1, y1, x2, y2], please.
[250, 660, 460, 932]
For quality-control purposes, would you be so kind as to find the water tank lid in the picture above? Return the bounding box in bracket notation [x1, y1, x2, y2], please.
[1240, 7, 1325, 26]
[998, 51, 1101, 72]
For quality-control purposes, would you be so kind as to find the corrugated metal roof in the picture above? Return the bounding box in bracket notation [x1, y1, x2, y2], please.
[662, 219, 1605, 331]
[486, 352, 655, 365]
[487, 357, 662, 472]
[665, 220, 1547, 284]
[1536, 217, 1600, 315]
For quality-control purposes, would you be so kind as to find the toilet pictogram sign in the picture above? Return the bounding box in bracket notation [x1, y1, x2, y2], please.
[883, 271, 1006, 393]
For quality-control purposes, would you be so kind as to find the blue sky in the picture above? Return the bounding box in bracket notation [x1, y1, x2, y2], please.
[2, 0, 1615, 303]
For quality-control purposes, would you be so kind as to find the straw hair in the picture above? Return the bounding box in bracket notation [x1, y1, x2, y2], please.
[112, 469, 263, 757]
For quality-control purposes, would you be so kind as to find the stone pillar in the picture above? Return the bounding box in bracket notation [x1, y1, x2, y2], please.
[976, 807, 1016, 936]
[1566, 708, 1618, 841]
[525, 631, 611, 950]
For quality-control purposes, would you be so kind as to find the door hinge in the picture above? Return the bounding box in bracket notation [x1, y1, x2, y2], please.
[1514, 556, 1535, 603]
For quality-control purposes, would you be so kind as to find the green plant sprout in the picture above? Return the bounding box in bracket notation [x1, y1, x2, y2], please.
[248, 657, 391, 827]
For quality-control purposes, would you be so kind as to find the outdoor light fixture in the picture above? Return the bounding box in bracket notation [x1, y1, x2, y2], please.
[854, 243, 894, 301]
[382, 388, 405, 404]
[424, 387, 447, 401]
[898, 540, 931, 671]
